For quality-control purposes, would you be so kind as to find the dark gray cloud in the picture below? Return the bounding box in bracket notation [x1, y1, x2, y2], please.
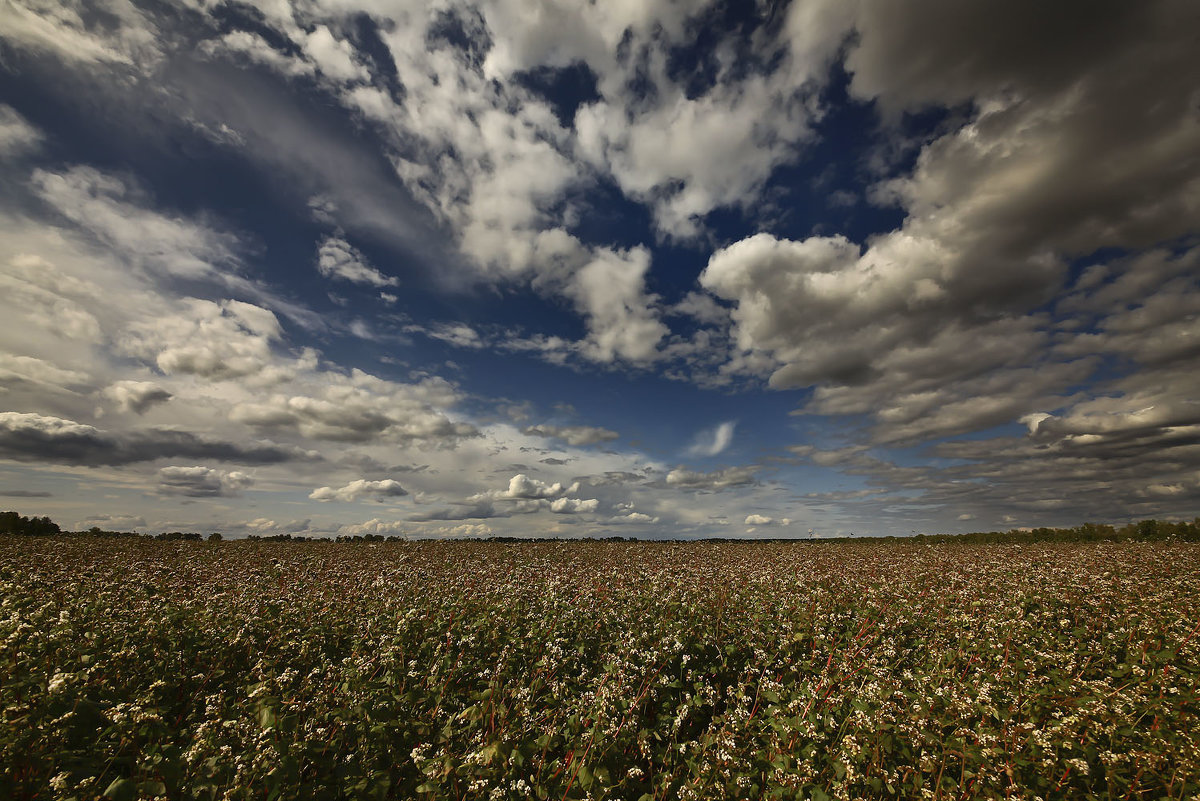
[158, 466, 254, 498]
[0, 412, 315, 466]
[703, 0, 1200, 457]
[410, 499, 504, 522]
[846, 1, 1162, 114]
[664, 466, 758, 491]
[523, 424, 619, 446]
[791, 403, 1200, 531]
[576, 470, 648, 487]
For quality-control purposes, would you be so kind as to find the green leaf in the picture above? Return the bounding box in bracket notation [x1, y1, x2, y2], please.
[103, 778, 136, 801]
[139, 780, 167, 796]
[576, 763, 593, 790]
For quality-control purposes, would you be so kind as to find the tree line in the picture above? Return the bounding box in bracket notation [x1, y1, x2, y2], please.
[2, 509, 1198, 543]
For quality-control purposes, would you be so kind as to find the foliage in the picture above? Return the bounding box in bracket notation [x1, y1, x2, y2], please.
[0, 511, 60, 537]
[908, 518, 1200, 545]
[2, 537, 1198, 800]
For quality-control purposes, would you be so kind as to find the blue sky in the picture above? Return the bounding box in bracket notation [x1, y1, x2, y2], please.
[1, 0, 1198, 538]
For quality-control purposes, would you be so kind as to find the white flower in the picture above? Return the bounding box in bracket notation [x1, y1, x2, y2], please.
[1066, 758, 1090, 776]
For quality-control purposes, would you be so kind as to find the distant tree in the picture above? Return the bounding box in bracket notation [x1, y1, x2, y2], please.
[0, 511, 61, 536]
[208, 532, 223, 542]
[1136, 519, 1161, 539]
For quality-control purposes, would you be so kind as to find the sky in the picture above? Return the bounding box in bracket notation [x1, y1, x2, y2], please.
[0, 0, 1198, 539]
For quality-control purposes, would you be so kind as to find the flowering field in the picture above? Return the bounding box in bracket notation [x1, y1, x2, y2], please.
[3, 536, 1198, 800]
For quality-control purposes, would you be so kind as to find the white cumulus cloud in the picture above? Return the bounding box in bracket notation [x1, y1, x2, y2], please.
[309, 479, 408, 502]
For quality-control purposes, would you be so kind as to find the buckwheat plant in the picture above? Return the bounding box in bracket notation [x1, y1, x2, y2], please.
[1, 536, 1197, 800]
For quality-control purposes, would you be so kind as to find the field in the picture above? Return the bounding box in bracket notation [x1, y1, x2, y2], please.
[2, 536, 1198, 800]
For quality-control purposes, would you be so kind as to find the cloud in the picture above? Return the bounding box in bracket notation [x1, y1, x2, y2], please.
[8, 1, 684, 366]
[411, 500, 505, 522]
[410, 323, 485, 349]
[0, 489, 52, 498]
[75, 513, 147, 530]
[523, 424, 619, 447]
[316, 236, 398, 288]
[0, 0, 161, 67]
[581, 471, 650, 486]
[200, 31, 317, 79]
[668, 291, 729, 327]
[665, 466, 758, 491]
[32, 167, 242, 283]
[309, 479, 408, 502]
[0, 353, 90, 391]
[0, 412, 313, 467]
[185, 3, 680, 362]
[685, 421, 736, 457]
[789, 368, 1200, 529]
[415, 472, 600, 520]
[338, 519, 493, 539]
[121, 298, 285, 382]
[549, 497, 599, 514]
[301, 25, 369, 83]
[335, 518, 407, 537]
[566, 246, 668, 363]
[103, 381, 172, 414]
[158, 466, 254, 498]
[744, 514, 774, 526]
[568, 0, 852, 239]
[480, 473, 581, 501]
[30, 167, 320, 329]
[0, 104, 42, 155]
[229, 371, 477, 445]
[789, 445, 871, 467]
[234, 518, 314, 537]
[845, 2, 1171, 116]
[420, 523, 493, 538]
[0, 252, 104, 344]
[7, 0, 1198, 537]
[611, 511, 658, 524]
[692, 0, 1200, 451]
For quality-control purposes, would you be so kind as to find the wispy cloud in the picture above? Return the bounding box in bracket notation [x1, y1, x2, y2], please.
[685, 421, 736, 458]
